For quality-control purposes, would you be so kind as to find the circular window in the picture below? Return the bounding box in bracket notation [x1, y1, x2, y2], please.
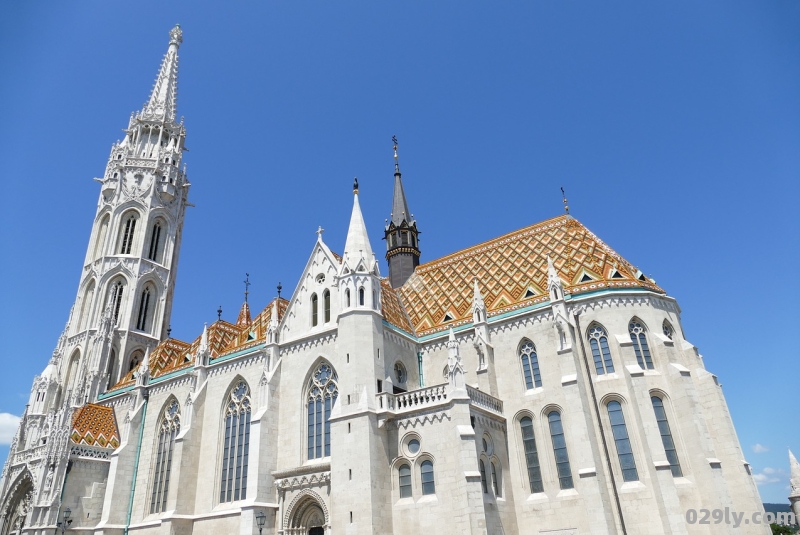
[482, 434, 494, 456]
[394, 362, 407, 384]
[408, 439, 420, 455]
[316, 273, 325, 284]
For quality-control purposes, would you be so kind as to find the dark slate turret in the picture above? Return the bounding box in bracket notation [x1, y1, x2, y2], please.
[384, 137, 421, 288]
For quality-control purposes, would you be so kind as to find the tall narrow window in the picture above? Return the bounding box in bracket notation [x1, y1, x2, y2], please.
[398, 464, 412, 498]
[547, 411, 574, 489]
[78, 281, 96, 331]
[629, 320, 653, 369]
[588, 324, 615, 375]
[608, 401, 638, 482]
[307, 363, 338, 459]
[479, 460, 488, 493]
[420, 460, 435, 495]
[220, 381, 251, 502]
[150, 399, 180, 514]
[491, 462, 500, 497]
[651, 396, 682, 477]
[662, 320, 674, 340]
[345, 289, 351, 308]
[94, 215, 110, 260]
[109, 280, 124, 324]
[323, 290, 330, 323]
[311, 294, 318, 327]
[119, 214, 137, 254]
[136, 287, 152, 331]
[147, 222, 162, 262]
[358, 287, 365, 306]
[520, 417, 543, 493]
[519, 340, 542, 389]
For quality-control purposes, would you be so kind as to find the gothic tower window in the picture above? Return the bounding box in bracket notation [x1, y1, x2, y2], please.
[519, 340, 542, 390]
[106, 349, 117, 391]
[220, 380, 251, 503]
[136, 286, 153, 332]
[607, 401, 639, 482]
[587, 324, 615, 375]
[520, 416, 543, 493]
[479, 459, 488, 493]
[311, 293, 318, 327]
[420, 460, 435, 495]
[358, 287, 365, 306]
[129, 350, 144, 372]
[77, 280, 96, 331]
[118, 212, 139, 255]
[323, 290, 331, 323]
[147, 220, 164, 263]
[307, 362, 338, 459]
[651, 396, 682, 477]
[107, 279, 125, 324]
[662, 320, 674, 340]
[94, 214, 110, 260]
[629, 319, 653, 369]
[491, 462, 501, 497]
[65, 349, 81, 399]
[345, 289, 351, 308]
[547, 411, 574, 489]
[150, 399, 180, 514]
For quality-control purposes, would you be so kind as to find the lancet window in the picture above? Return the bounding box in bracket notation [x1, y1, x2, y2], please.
[587, 324, 615, 375]
[136, 286, 152, 332]
[109, 280, 125, 324]
[520, 416, 544, 493]
[547, 411, 574, 489]
[311, 293, 318, 327]
[150, 399, 180, 514]
[519, 340, 542, 389]
[307, 363, 338, 459]
[421, 460, 435, 495]
[220, 380, 251, 503]
[629, 320, 653, 369]
[119, 213, 138, 255]
[323, 290, 331, 323]
[147, 221, 163, 262]
[608, 401, 638, 482]
[651, 396, 682, 477]
[398, 464, 412, 498]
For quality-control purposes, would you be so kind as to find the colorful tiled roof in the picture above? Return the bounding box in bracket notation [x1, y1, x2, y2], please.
[109, 298, 288, 391]
[71, 403, 120, 449]
[380, 279, 415, 334]
[396, 215, 663, 337]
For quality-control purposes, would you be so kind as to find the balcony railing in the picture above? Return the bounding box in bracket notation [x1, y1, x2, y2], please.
[466, 385, 503, 415]
[376, 383, 504, 417]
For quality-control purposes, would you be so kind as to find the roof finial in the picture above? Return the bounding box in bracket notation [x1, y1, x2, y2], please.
[353, 177, 359, 195]
[277, 282, 282, 299]
[393, 135, 400, 174]
[243, 273, 250, 303]
[217, 306, 222, 321]
[561, 187, 570, 215]
[169, 24, 183, 47]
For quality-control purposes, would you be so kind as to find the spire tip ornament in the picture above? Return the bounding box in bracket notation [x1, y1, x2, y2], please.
[353, 177, 359, 195]
[561, 187, 570, 215]
[169, 24, 183, 47]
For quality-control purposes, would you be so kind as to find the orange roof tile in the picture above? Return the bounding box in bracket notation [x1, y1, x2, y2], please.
[396, 216, 663, 336]
[380, 279, 415, 334]
[71, 403, 120, 449]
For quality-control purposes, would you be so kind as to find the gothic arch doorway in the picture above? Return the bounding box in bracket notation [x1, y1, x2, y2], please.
[284, 490, 329, 535]
[0, 474, 33, 535]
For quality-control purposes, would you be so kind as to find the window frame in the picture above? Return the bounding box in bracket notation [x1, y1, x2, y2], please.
[607, 400, 639, 482]
[546, 410, 574, 490]
[306, 362, 339, 460]
[219, 380, 252, 503]
[519, 415, 544, 493]
[420, 459, 435, 495]
[150, 398, 180, 514]
[651, 395, 683, 477]
[587, 323, 615, 375]
[628, 319, 654, 370]
[519, 339, 542, 390]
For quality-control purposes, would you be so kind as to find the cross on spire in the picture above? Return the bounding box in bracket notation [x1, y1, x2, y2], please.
[244, 273, 251, 303]
[561, 187, 570, 215]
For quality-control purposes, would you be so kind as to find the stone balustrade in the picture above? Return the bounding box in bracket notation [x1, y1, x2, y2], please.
[466, 385, 504, 415]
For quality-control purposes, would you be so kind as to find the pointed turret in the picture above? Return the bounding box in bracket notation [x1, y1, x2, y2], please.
[237, 302, 252, 326]
[343, 178, 376, 268]
[384, 137, 421, 288]
[790, 449, 800, 521]
[140, 25, 182, 122]
[473, 278, 487, 324]
[547, 255, 565, 302]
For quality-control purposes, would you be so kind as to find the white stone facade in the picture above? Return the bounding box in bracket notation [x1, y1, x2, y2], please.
[0, 26, 768, 535]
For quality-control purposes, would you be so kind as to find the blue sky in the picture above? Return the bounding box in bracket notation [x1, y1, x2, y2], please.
[0, 1, 798, 503]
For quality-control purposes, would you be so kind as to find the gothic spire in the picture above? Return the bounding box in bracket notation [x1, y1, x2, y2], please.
[390, 137, 412, 226]
[790, 449, 800, 497]
[343, 178, 374, 264]
[140, 24, 183, 123]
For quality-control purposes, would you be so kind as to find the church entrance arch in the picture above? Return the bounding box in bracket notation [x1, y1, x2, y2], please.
[0, 473, 33, 535]
[283, 489, 329, 535]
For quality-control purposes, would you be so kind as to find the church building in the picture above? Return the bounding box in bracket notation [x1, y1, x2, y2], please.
[0, 26, 768, 535]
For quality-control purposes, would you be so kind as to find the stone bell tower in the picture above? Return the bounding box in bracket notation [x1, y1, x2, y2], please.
[384, 137, 421, 288]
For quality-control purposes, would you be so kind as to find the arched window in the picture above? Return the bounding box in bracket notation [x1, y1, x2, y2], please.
[108, 279, 125, 324]
[94, 214, 110, 259]
[398, 464, 412, 498]
[662, 320, 674, 340]
[307, 363, 339, 459]
[491, 462, 501, 497]
[65, 350, 81, 397]
[323, 290, 331, 323]
[147, 221, 163, 263]
[479, 459, 488, 493]
[119, 213, 138, 254]
[520, 417, 543, 493]
[311, 294, 318, 327]
[129, 350, 144, 372]
[420, 460, 435, 495]
[547, 411, 574, 489]
[587, 324, 614, 375]
[150, 399, 180, 514]
[345, 289, 351, 308]
[136, 286, 152, 331]
[358, 287, 365, 306]
[629, 320, 653, 369]
[607, 401, 638, 482]
[651, 396, 682, 477]
[78, 281, 96, 331]
[519, 340, 542, 389]
[220, 381, 251, 502]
